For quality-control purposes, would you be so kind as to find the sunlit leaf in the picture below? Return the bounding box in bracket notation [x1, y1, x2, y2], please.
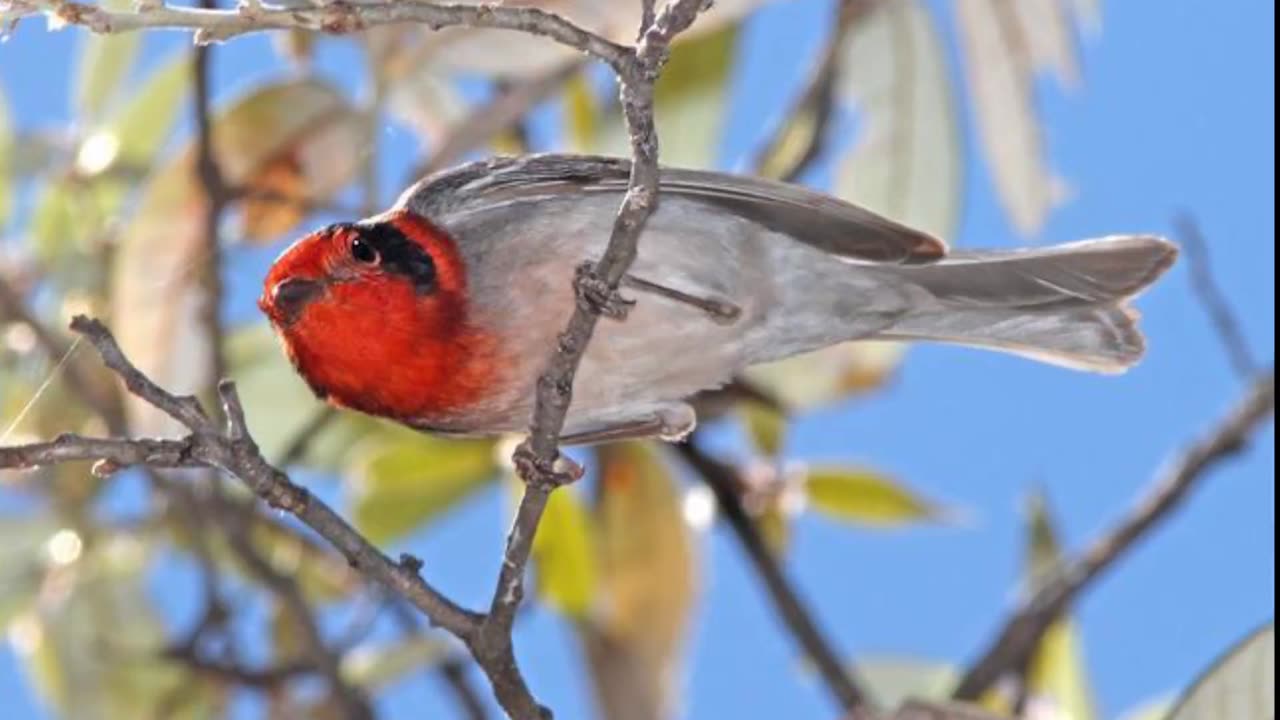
[386, 65, 469, 145]
[73, 0, 141, 123]
[270, 598, 309, 664]
[239, 152, 309, 241]
[342, 634, 450, 689]
[0, 84, 12, 228]
[583, 442, 698, 720]
[1117, 698, 1174, 720]
[744, 340, 905, 411]
[738, 400, 785, 457]
[856, 657, 959, 708]
[111, 80, 361, 434]
[956, 0, 1064, 236]
[1168, 623, 1275, 720]
[805, 466, 950, 526]
[1012, 0, 1081, 90]
[347, 433, 497, 545]
[836, 0, 961, 239]
[592, 26, 737, 168]
[78, 50, 189, 178]
[530, 485, 598, 618]
[1022, 492, 1097, 720]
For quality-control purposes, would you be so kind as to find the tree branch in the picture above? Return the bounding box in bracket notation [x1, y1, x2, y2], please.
[6, 0, 634, 69]
[1174, 213, 1259, 379]
[675, 439, 869, 710]
[953, 370, 1275, 700]
[3, 1, 714, 716]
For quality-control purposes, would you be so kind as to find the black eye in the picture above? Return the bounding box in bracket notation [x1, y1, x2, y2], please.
[351, 237, 379, 265]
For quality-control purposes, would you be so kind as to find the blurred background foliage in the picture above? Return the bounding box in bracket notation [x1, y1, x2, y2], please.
[0, 1, 1273, 719]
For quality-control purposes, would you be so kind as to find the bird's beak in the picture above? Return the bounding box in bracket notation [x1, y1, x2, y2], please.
[262, 277, 323, 327]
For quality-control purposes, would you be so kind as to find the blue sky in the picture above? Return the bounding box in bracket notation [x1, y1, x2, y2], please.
[0, 2, 1274, 719]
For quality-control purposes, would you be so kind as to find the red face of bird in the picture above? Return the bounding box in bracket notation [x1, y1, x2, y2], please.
[258, 210, 494, 421]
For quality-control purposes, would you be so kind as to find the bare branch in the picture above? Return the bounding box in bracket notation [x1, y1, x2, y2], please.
[453, 3, 714, 717]
[953, 371, 1275, 700]
[1174, 213, 1259, 378]
[675, 439, 869, 710]
[6, 0, 633, 69]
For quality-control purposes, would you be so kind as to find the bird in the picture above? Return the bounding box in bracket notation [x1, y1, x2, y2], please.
[259, 153, 1178, 445]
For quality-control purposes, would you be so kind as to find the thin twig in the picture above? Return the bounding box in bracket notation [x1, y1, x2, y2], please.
[0, 316, 484, 638]
[1174, 213, 1259, 379]
[675, 439, 868, 710]
[7, 0, 634, 69]
[277, 406, 338, 466]
[953, 371, 1275, 700]
[465, 2, 713, 717]
[191, 0, 228, 389]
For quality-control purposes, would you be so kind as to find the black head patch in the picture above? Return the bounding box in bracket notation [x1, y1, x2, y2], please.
[329, 221, 437, 294]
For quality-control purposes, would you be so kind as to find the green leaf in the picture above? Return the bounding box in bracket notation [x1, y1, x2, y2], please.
[348, 434, 497, 545]
[530, 486, 598, 618]
[1168, 623, 1274, 720]
[0, 83, 12, 229]
[743, 340, 906, 411]
[73, 0, 141, 122]
[738, 400, 786, 457]
[805, 466, 951, 526]
[855, 657, 959, 708]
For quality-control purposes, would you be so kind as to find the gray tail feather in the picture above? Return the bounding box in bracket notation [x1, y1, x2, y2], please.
[879, 235, 1179, 373]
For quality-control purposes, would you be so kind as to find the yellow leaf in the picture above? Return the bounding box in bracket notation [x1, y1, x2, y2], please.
[348, 434, 497, 545]
[0, 83, 11, 228]
[1028, 619, 1097, 720]
[564, 72, 598, 153]
[1022, 492, 1098, 720]
[738, 400, 786, 457]
[805, 466, 950, 526]
[584, 442, 699, 720]
[530, 486, 598, 618]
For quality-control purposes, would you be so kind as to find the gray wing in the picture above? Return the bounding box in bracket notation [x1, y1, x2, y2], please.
[395, 153, 948, 265]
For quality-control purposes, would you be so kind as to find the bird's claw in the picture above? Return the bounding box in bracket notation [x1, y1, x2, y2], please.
[574, 263, 634, 320]
[512, 440, 583, 488]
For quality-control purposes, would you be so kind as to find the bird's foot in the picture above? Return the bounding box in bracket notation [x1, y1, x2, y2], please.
[574, 263, 634, 320]
[512, 440, 583, 489]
